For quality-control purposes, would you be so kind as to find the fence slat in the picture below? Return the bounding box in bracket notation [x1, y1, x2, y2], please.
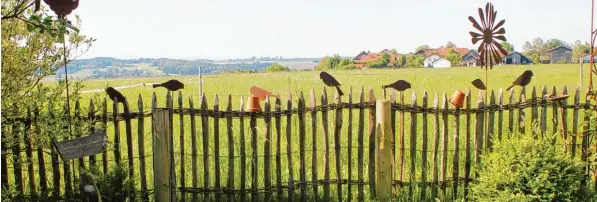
[552, 86, 558, 144]
[113, 98, 122, 166]
[286, 94, 295, 201]
[562, 87, 569, 153]
[572, 87, 580, 158]
[201, 95, 210, 201]
[214, 95, 222, 202]
[333, 92, 343, 201]
[102, 98, 109, 174]
[25, 108, 36, 200]
[453, 91, 461, 199]
[12, 116, 24, 199]
[440, 93, 448, 194]
[190, 97, 199, 202]
[540, 86, 548, 135]
[250, 95, 258, 202]
[508, 90, 514, 137]
[34, 106, 47, 194]
[390, 91, 397, 184]
[474, 91, 485, 166]
[497, 90, 504, 141]
[298, 93, 307, 202]
[239, 96, 247, 202]
[63, 103, 74, 200]
[138, 95, 148, 201]
[518, 87, 526, 135]
[264, 96, 272, 202]
[227, 95, 235, 202]
[275, 97, 283, 202]
[178, 92, 186, 202]
[487, 91, 495, 149]
[531, 86, 539, 137]
[409, 91, 417, 196]
[581, 92, 591, 188]
[420, 92, 429, 200]
[88, 100, 97, 167]
[368, 88, 377, 199]
[347, 88, 353, 202]
[464, 89, 472, 198]
[431, 93, 440, 198]
[321, 87, 330, 201]
[123, 99, 134, 182]
[75, 101, 84, 173]
[399, 91, 405, 182]
[167, 92, 176, 202]
[357, 88, 365, 202]
[309, 89, 318, 200]
[1, 122, 7, 193]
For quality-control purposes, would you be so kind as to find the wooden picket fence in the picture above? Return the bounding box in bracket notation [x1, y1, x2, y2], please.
[1, 85, 596, 201]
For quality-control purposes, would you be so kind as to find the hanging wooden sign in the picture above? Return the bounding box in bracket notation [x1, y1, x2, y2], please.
[53, 129, 108, 161]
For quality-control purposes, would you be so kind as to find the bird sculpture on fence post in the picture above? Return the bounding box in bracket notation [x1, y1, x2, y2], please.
[105, 87, 126, 104]
[153, 79, 185, 91]
[382, 80, 411, 100]
[506, 70, 534, 91]
[319, 71, 344, 97]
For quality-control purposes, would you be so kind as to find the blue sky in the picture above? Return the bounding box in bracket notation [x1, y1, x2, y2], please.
[72, 0, 590, 60]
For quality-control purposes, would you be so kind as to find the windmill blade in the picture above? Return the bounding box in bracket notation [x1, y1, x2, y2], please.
[468, 16, 483, 32]
[487, 4, 494, 28]
[478, 8, 486, 28]
[477, 42, 486, 53]
[493, 19, 505, 30]
[493, 41, 509, 56]
[491, 10, 498, 28]
[493, 28, 505, 35]
[469, 31, 482, 38]
[485, 3, 490, 28]
[472, 37, 482, 45]
[495, 35, 507, 41]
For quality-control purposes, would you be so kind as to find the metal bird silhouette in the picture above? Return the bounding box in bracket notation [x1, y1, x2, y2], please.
[506, 70, 534, 91]
[105, 87, 126, 103]
[319, 71, 344, 96]
[383, 80, 411, 92]
[471, 79, 487, 90]
[250, 86, 279, 101]
[153, 79, 184, 91]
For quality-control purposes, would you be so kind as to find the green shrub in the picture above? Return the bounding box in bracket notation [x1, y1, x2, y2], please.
[94, 165, 136, 202]
[469, 134, 592, 201]
[265, 63, 289, 72]
[337, 64, 358, 70]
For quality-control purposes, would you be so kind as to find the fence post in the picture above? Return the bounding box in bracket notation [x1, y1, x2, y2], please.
[153, 109, 172, 202]
[375, 99, 392, 201]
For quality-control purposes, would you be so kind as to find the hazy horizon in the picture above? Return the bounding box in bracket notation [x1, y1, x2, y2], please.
[72, 0, 590, 60]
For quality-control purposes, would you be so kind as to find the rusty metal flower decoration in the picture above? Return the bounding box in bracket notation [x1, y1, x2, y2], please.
[468, 2, 508, 69]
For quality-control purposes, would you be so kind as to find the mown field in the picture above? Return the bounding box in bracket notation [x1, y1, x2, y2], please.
[11, 64, 590, 201]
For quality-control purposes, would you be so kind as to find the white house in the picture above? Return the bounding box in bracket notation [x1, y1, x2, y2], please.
[423, 54, 451, 68]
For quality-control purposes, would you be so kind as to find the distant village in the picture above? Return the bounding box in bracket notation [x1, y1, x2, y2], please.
[351, 45, 583, 69]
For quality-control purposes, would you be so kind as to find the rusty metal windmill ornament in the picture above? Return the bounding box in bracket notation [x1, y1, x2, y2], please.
[469, 2, 508, 70]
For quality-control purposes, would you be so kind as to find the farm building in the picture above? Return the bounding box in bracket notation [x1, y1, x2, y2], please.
[353, 50, 399, 68]
[547, 46, 572, 64]
[424, 54, 451, 68]
[461, 50, 479, 66]
[582, 55, 597, 63]
[415, 47, 470, 58]
[502, 51, 533, 65]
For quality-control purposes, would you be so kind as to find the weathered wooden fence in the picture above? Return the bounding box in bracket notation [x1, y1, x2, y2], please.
[2, 85, 596, 201]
